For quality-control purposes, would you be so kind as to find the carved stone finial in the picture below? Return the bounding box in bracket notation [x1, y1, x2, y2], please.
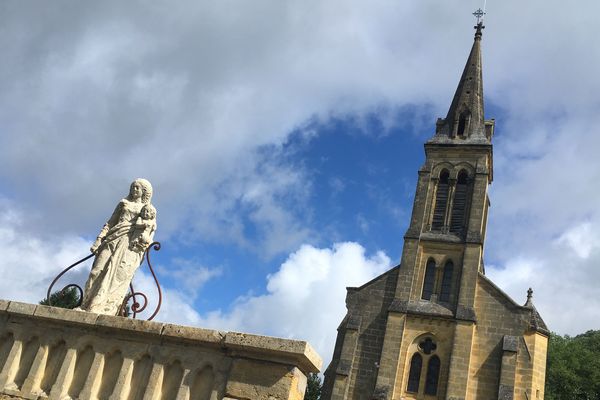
[525, 287, 533, 307]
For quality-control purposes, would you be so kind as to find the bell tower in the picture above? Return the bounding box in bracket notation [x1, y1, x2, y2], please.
[323, 14, 548, 400]
[371, 19, 497, 399]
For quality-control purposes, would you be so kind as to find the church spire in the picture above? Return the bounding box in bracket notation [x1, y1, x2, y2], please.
[433, 12, 492, 142]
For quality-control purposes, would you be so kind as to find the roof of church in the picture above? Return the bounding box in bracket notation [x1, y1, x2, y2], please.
[428, 22, 491, 145]
[479, 273, 550, 336]
[524, 288, 550, 335]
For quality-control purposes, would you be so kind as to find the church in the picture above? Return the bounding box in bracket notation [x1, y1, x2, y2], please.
[322, 20, 549, 400]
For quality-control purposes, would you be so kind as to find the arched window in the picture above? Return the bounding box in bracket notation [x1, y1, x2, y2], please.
[432, 170, 449, 231]
[421, 259, 436, 301]
[407, 353, 422, 393]
[439, 261, 454, 303]
[457, 111, 469, 137]
[425, 355, 441, 395]
[450, 170, 469, 234]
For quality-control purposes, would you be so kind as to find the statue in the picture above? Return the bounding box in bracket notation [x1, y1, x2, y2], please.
[77, 178, 157, 315]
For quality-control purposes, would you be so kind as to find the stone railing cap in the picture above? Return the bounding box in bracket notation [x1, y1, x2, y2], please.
[224, 331, 322, 374]
[1, 300, 322, 374]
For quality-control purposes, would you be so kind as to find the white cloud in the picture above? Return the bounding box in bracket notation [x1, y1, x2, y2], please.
[487, 219, 600, 336]
[6, 0, 596, 258]
[0, 200, 90, 304]
[196, 242, 391, 365]
[556, 222, 596, 259]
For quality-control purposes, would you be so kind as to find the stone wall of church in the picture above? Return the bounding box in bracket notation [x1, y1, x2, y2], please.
[391, 316, 455, 399]
[469, 276, 547, 399]
[322, 266, 399, 399]
[0, 300, 321, 400]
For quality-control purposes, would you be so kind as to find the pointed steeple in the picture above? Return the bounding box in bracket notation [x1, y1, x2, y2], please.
[432, 20, 494, 143]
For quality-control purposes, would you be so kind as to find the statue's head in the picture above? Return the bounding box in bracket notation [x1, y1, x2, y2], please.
[140, 203, 157, 220]
[129, 178, 153, 204]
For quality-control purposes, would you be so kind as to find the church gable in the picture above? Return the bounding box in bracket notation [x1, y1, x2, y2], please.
[323, 266, 399, 399]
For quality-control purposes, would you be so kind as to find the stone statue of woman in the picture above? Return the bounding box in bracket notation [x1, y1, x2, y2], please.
[78, 178, 157, 315]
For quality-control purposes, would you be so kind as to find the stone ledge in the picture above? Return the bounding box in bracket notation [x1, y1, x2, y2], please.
[0, 299, 322, 376]
[6, 301, 36, 316]
[224, 332, 322, 374]
[162, 323, 224, 346]
[95, 313, 164, 336]
[34, 304, 99, 325]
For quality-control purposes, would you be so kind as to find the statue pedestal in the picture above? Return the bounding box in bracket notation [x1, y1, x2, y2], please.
[0, 300, 321, 400]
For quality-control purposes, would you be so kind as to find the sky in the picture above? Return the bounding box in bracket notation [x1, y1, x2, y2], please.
[1, 0, 600, 371]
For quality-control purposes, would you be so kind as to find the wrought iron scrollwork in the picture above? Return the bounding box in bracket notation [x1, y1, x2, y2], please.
[118, 242, 162, 320]
[46, 241, 162, 320]
[46, 254, 94, 308]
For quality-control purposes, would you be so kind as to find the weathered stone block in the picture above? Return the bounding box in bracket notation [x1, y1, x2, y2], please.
[503, 335, 518, 353]
[6, 301, 36, 316]
[34, 304, 99, 325]
[161, 323, 223, 345]
[95, 313, 164, 335]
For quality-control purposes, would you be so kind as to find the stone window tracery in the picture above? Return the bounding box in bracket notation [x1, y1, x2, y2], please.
[430, 168, 471, 236]
[406, 337, 441, 396]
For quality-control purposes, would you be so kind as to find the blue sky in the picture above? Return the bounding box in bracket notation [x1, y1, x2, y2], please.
[1, 0, 600, 369]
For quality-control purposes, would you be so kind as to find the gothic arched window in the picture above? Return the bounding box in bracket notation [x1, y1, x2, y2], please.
[407, 353, 422, 393]
[432, 170, 450, 231]
[450, 170, 469, 234]
[421, 259, 436, 301]
[439, 261, 454, 303]
[425, 355, 441, 395]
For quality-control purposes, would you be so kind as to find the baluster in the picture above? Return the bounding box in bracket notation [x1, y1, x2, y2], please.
[109, 357, 134, 400]
[80, 352, 105, 399]
[142, 363, 164, 400]
[175, 369, 191, 400]
[21, 344, 48, 396]
[49, 347, 77, 400]
[0, 339, 23, 390]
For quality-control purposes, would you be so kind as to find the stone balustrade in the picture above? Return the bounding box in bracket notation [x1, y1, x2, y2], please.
[0, 300, 321, 400]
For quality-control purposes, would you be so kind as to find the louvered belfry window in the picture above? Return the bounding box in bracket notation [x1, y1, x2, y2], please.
[431, 170, 450, 231]
[439, 261, 454, 302]
[407, 353, 422, 393]
[421, 259, 436, 300]
[457, 111, 470, 137]
[450, 170, 469, 234]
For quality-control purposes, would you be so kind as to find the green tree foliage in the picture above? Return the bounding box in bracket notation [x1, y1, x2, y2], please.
[304, 373, 322, 400]
[39, 287, 80, 309]
[546, 330, 600, 400]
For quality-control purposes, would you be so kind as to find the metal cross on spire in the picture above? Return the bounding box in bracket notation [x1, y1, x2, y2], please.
[473, 8, 486, 24]
[473, 8, 486, 39]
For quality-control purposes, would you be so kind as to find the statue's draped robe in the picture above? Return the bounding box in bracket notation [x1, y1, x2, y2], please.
[80, 199, 146, 315]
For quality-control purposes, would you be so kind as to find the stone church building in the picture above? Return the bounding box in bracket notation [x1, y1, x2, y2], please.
[322, 23, 549, 400]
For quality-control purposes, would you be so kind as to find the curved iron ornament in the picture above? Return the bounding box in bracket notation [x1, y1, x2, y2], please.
[119, 242, 162, 320]
[46, 254, 94, 308]
[47, 242, 163, 321]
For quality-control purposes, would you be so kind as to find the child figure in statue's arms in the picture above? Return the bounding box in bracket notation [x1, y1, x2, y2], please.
[130, 204, 157, 253]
